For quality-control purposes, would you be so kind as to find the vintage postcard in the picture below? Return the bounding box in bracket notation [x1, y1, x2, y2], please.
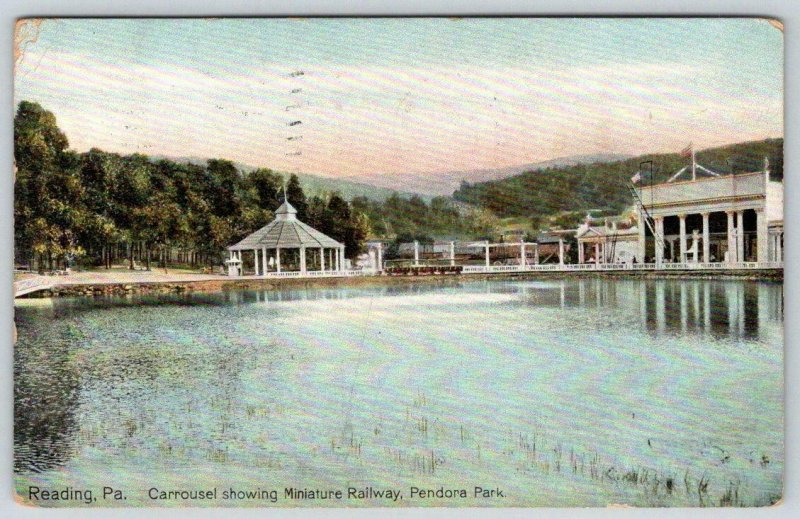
[12, 18, 783, 508]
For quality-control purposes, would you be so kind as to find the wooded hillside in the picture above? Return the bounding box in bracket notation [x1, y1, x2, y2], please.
[453, 139, 783, 224]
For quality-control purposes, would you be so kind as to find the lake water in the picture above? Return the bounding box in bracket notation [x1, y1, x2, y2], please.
[14, 278, 783, 507]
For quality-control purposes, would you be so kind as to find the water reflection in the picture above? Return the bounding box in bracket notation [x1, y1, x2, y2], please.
[13, 278, 783, 499]
[221, 282, 455, 305]
[14, 313, 81, 473]
[515, 279, 782, 340]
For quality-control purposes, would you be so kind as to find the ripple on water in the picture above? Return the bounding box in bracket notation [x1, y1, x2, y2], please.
[13, 279, 783, 507]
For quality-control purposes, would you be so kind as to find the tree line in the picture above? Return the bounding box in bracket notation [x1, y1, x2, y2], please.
[350, 193, 500, 243]
[13, 101, 370, 271]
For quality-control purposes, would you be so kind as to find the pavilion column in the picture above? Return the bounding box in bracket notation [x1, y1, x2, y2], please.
[320, 247, 326, 271]
[701, 212, 710, 263]
[578, 241, 584, 264]
[450, 241, 455, 266]
[769, 234, 775, 262]
[678, 214, 687, 264]
[654, 217, 664, 266]
[276, 248, 281, 273]
[376, 244, 382, 271]
[300, 246, 307, 273]
[637, 210, 646, 262]
[520, 241, 526, 268]
[485, 241, 490, 267]
[414, 241, 420, 266]
[736, 210, 745, 263]
[262, 247, 268, 275]
[335, 247, 341, 271]
[558, 238, 564, 265]
[254, 249, 260, 276]
[726, 211, 736, 263]
[594, 242, 600, 265]
[534, 244, 539, 265]
[777, 233, 782, 262]
[656, 281, 665, 333]
[340, 247, 346, 271]
[756, 208, 768, 264]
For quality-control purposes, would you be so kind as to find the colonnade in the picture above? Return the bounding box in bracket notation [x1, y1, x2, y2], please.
[229, 245, 346, 275]
[647, 208, 769, 265]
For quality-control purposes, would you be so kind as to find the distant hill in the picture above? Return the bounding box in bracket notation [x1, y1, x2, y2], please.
[151, 156, 431, 202]
[347, 153, 632, 196]
[443, 153, 632, 189]
[453, 138, 783, 225]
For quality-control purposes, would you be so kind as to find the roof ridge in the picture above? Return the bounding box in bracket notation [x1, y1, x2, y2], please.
[275, 221, 288, 246]
[292, 221, 306, 247]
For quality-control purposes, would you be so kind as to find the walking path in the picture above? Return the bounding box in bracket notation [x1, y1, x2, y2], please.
[14, 269, 222, 297]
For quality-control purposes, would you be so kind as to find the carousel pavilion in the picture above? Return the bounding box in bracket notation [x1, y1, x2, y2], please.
[226, 200, 345, 276]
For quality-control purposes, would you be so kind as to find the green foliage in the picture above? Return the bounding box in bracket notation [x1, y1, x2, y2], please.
[13, 101, 372, 269]
[351, 194, 501, 240]
[246, 168, 283, 211]
[286, 174, 308, 220]
[305, 192, 371, 259]
[453, 139, 783, 220]
[14, 102, 86, 268]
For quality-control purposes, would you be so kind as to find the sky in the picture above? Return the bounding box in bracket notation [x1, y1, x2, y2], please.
[14, 18, 783, 183]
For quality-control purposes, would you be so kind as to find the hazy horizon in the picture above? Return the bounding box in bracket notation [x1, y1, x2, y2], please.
[14, 18, 783, 185]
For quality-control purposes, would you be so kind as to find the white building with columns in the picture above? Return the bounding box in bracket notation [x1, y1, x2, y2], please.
[576, 214, 643, 264]
[637, 166, 783, 265]
[226, 200, 346, 276]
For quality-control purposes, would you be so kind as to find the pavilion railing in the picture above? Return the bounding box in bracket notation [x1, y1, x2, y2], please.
[244, 269, 369, 278]
[460, 262, 782, 274]
[236, 261, 782, 279]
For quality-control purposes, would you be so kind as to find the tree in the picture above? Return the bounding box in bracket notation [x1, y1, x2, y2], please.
[247, 168, 283, 211]
[205, 159, 242, 218]
[14, 101, 86, 269]
[318, 193, 369, 259]
[286, 174, 308, 220]
[305, 195, 327, 230]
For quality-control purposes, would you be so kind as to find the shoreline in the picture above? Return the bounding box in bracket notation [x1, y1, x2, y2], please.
[16, 269, 784, 299]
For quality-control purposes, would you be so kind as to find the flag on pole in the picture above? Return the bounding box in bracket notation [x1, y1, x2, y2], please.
[630, 171, 642, 184]
[680, 142, 693, 158]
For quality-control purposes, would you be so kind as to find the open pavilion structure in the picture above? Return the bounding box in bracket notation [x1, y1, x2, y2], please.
[227, 201, 345, 276]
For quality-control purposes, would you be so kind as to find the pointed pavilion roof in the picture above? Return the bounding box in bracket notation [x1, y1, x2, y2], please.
[228, 200, 344, 251]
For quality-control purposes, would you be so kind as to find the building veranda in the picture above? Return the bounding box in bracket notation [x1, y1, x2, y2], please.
[635, 164, 783, 266]
[226, 201, 346, 276]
